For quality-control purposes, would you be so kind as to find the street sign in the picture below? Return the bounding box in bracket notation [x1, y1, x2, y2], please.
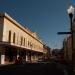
[57, 32, 71, 35]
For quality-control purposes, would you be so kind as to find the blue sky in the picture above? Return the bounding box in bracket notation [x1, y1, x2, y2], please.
[0, 0, 75, 49]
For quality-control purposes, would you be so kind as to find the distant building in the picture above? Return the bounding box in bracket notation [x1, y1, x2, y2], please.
[43, 44, 51, 61]
[0, 12, 46, 64]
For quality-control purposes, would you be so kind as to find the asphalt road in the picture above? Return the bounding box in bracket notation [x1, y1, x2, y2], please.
[0, 62, 69, 75]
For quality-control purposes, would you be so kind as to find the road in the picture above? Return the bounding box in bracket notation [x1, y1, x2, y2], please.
[0, 62, 71, 75]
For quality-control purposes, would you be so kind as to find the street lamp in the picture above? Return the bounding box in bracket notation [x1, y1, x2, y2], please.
[67, 5, 74, 69]
[67, 5, 74, 50]
[57, 5, 74, 71]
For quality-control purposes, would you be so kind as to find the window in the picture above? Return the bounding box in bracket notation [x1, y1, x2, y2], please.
[17, 34, 18, 45]
[21, 37, 23, 45]
[8, 30, 11, 43]
[26, 38, 27, 47]
[24, 38, 25, 46]
[30, 42, 33, 49]
[13, 32, 16, 44]
[30, 42, 32, 47]
[28, 41, 30, 47]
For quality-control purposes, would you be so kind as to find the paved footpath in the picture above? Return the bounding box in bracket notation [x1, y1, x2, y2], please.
[0, 62, 71, 75]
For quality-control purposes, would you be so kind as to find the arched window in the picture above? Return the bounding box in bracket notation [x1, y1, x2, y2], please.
[13, 32, 16, 44]
[8, 30, 11, 43]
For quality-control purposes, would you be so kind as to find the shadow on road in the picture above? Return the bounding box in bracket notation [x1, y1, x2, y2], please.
[0, 62, 69, 75]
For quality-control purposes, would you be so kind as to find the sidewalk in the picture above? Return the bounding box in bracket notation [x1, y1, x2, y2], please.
[0, 63, 14, 67]
[59, 63, 74, 75]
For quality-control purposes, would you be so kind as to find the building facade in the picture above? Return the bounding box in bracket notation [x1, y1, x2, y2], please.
[63, 36, 72, 63]
[0, 12, 44, 64]
[63, 17, 75, 66]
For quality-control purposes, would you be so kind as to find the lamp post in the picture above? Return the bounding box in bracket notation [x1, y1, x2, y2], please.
[67, 5, 74, 69]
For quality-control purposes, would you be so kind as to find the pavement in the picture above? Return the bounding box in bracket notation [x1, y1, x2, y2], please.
[0, 62, 73, 75]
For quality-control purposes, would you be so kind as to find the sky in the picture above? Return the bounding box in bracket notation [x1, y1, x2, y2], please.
[0, 0, 75, 49]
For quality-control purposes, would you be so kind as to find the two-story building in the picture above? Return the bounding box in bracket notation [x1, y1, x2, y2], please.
[0, 12, 44, 64]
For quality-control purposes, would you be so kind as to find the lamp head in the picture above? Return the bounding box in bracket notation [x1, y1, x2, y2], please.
[67, 5, 74, 15]
[67, 5, 74, 19]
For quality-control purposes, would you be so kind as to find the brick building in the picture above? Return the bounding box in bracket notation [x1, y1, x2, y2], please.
[63, 17, 75, 66]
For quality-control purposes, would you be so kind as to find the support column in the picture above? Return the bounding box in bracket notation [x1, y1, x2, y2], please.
[26, 51, 31, 62]
[17, 55, 19, 59]
[29, 52, 31, 62]
[35, 54, 37, 61]
[0, 52, 1, 64]
[31, 52, 34, 62]
[17, 50, 19, 59]
[1, 55, 5, 64]
[0, 46, 5, 64]
[26, 51, 28, 61]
